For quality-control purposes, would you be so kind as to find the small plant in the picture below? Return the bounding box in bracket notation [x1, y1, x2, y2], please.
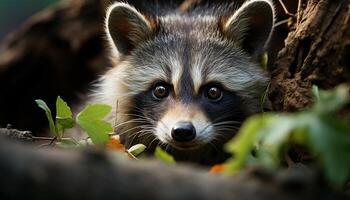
[222, 85, 350, 187]
[36, 97, 112, 146]
[35, 97, 146, 157]
[36, 96, 74, 140]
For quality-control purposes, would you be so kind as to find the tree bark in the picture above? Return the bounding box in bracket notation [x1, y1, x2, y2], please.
[269, 0, 350, 111]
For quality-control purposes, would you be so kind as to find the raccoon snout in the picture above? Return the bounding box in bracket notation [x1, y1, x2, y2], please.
[171, 121, 196, 142]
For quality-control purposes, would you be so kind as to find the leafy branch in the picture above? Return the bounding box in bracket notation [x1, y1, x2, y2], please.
[224, 85, 350, 187]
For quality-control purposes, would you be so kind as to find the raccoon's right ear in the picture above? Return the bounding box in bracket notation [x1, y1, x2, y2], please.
[222, 0, 275, 60]
[106, 3, 154, 55]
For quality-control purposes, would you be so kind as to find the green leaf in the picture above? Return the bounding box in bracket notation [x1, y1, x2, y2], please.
[312, 85, 320, 102]
[56, 96, 74, 134]
[225, 114, 274, 172]
[312, 85, 349, 115]
[76, 104, 112, 146]
[35, 99, 57, 137]
[257, 115, 308, 168]
[128, 144, 147, 157]
[306, 116, 350, 186]
[155, 147, 175, 164]
[224, 85, 350, 186]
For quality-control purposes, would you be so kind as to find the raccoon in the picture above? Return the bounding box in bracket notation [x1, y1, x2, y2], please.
[94, 0, 275, 165]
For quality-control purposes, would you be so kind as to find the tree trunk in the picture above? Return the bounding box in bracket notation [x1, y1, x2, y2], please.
[269, 0, 350, 111]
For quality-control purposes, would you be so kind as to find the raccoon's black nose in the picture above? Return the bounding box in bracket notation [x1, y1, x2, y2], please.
[171, 121, 196, 142]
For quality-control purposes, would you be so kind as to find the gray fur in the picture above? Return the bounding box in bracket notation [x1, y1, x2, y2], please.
[94, 0, 275, 164]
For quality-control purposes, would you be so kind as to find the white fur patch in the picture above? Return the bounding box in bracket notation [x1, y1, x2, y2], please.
[169, 57, 183, 96]
[156, 103, 213, 147]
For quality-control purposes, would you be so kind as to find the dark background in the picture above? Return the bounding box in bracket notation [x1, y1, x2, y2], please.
[0, 0, 59, 42]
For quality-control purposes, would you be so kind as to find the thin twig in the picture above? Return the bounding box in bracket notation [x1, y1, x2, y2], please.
[278, 0, 295, 17]
[32, 136, 56, 141]
[297, 0, 303, 25]
[284, 153, 295, 167]
[274, 19, 290, 28]
[49, 136, 57, 145]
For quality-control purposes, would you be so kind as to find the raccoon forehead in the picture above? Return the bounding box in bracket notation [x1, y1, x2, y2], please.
[121, 56, 183, 94]
[121, 39, 268, 98]
[159, 15, 217, 26]
[190, 45, 269, 98]
[158, 15, 221, 38]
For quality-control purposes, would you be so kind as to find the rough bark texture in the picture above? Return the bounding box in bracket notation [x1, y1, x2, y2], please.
[269, 0, 350, 111]
[0, 129, 348, 200]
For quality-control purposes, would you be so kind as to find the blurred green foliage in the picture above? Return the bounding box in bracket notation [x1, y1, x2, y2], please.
[0, 0, 59, 41]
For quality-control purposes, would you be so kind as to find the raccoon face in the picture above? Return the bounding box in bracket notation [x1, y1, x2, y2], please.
[102, 1, 275, 157]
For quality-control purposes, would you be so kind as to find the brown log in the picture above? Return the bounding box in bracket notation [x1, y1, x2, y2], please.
[0, 129, 348, 200]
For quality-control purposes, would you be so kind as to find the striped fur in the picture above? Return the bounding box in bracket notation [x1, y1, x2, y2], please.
[92, 0, 275, 165]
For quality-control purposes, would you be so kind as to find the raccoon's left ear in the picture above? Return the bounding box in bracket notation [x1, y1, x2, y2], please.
[106, 3, 155, 56]
[222, 0, 275, 60]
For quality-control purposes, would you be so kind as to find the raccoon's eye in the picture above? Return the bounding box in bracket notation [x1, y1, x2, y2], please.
[206, 86, 223, 101]
[153, 83, 169, 99]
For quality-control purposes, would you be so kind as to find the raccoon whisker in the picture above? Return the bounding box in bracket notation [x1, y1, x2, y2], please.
[214, 124, 240, 127]
[158, 141, 172, 153]
[165, 144, 172, 153]
[127, 107, 158, 122]
[137, 132, 153, 139]
[118, 124, 153, 137]
[127, 110, 168, 131]
[158, 142, 167, 149]
[199, 120, 239, 136]
[198, 124, 212, 136]
[117, 113, 154, 122]
[207, 141, 220, 153]
[196, 119, 242, 136]
[214, 129, 239, 136]
[131, 126, 154, 135]
[127, 126, 155, 141]
[209, 138, 228, 150]
[117, 112, 157, 124]
[214, 126, 240, 131]
[157, 119, 169, 131]
[212, 132, 236, 144]
[212, 121, 242, 126]
[137, 128, 156, 138]
[113, 119, 150, 129]
[117, 112, 150, 119]
[128, 128, 153, 147]
[148, 138, 160, 148]
[210, 115, 243, 124]
[143, 133, 156, 143]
